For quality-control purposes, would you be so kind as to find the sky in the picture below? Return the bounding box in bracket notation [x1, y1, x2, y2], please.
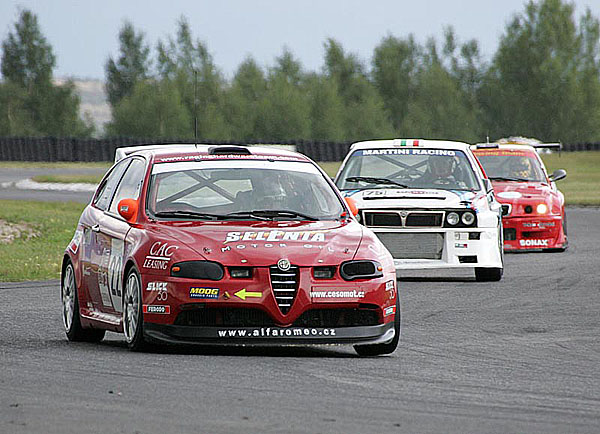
[2, 0, 600, 81]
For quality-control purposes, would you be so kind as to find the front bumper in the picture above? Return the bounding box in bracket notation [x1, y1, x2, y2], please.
[502, 215, 565, 251]
[371, 227, 503, 270]
[144, 321, 395, 346]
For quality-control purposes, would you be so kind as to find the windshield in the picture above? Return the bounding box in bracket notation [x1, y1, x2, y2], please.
[336, 148, 481, 191]
[475, 151, 546, 182]
[147, 160, 344, 220]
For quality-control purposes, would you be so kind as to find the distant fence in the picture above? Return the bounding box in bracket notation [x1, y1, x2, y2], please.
[0, 136, 598, 162]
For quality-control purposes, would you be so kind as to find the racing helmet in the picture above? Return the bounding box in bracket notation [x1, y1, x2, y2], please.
[509, 157, 532, 178]
[428, 155, 456, 178]
[254, 171, 292, 208]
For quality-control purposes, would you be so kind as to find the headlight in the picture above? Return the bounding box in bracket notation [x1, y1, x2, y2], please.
[461, 212, 475, 225]
[171, 261, 224, 280]
[446, 212, 460, 225]
[536, 203, 548, 214]
[340, 260, 383, 281]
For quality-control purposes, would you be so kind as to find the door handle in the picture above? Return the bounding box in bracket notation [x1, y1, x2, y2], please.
[91, 224, 101, 233]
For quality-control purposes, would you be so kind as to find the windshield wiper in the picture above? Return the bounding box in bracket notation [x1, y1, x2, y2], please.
[488, 176, 531, 182]
[227, 210, 319, 221]
[345, 176, 408, 188]
[154, 211, 227, 220]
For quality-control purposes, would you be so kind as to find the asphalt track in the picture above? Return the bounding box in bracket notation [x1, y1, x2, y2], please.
[1, 207, 599, 433]
[0, 167, 101, 203]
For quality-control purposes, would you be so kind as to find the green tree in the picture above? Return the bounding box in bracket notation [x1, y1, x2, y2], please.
[479, 0, 593, 142]
[306, 74, 345, 141]
[1, 9, 54, 91]
[105, 21, 151, 107]
[254, 49, 311, 140]
[372, 34, 419, 131]
[400, 37, 479, 142]
[224, 57, 267, 140]
[324, 38, 394, 140]
[0, 9, 92, 136]
[0, 82, 35, 135]
[105, 80, 190, 138]
[157, 17, 230, 139]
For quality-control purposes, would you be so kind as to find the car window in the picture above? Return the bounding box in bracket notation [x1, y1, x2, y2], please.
[475, 152, 546, 182]
[108, 158, 147, 215]
[148, 160, 344, 220]
[93, 159, 130, 211]
[336, 149, 481, 191]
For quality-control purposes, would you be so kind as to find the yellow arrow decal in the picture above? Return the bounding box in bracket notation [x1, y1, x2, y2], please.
[234, 288, 262, 300]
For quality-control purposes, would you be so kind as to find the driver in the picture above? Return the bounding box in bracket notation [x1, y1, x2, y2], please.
[508, 157, 532, 179]
[419, 155, 461, 186]
[252, 171, 297, 209]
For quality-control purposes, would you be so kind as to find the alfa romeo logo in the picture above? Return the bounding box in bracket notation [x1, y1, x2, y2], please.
[277, 258, 291, 271]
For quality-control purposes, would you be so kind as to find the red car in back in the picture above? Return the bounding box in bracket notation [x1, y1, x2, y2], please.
[472, 142, 568, 252]
[61, 144, 399, 356]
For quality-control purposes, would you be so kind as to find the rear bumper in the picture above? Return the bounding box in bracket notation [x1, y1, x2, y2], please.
[143, 321, 395, 346]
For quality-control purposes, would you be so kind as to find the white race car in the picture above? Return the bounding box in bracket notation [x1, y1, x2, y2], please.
[335, 139, 504, 281]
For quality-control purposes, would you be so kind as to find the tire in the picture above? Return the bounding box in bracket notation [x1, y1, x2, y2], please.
[354, 296, 400, 356]
[122, 267, 147, 351]
[475, 267, 503, 281]
[475, 222, 504, 282]
[62, 261, 105, 342]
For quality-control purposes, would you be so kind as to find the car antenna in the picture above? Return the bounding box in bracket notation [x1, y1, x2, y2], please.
[194, 69, 198, 149]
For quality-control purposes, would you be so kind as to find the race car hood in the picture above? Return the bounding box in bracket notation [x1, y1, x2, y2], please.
[491, 181, 552, 202]
[149, 219, 364, 266]
[342, 188, 485, 210]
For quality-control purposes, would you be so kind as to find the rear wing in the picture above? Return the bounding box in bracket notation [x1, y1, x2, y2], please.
[474, 137, 561, 152]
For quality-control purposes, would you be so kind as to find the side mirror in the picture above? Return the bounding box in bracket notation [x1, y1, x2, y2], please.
[118, 198, 138, 223]
[549, 169, 567, 182]
[344, 196, 359, 217]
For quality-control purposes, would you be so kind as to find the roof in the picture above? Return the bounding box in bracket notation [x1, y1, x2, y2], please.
[350, 139, 472, 151]
[114, 143, 310, 163]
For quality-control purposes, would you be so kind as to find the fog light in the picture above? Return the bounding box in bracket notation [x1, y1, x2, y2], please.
[446, 212, 459, 225]
[229, 267, 252, 278]
[536, 203, 548, 214]
[313, 266, 335, 279]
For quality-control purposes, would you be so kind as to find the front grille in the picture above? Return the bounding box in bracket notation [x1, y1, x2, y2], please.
[362, 210, 444, 228]
[504, 228, 517, 241]
[405, 213, 443, 227]
[376, 232, 444, 259]
[364, 212, 401, 227]
[270, 265, 299, 314]
[175, 307, 274, 327]
[458, 255, 477, 263]
[293, 308, 379, 327]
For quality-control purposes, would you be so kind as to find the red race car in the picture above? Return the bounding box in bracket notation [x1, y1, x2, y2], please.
[472, 140, 568, 252]
[61, 144, 399, 355]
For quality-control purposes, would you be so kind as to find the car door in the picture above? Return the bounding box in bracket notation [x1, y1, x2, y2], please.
[80, 159, 130, 312]
[95, 157, 147, 314]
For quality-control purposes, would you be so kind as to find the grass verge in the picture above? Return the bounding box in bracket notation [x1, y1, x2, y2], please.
[31, 174, 103, 184]
[0, 200, 84, 281]
[541, 151, 600, 206]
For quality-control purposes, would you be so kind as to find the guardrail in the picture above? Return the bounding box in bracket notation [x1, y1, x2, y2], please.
[0, 137, 597, 162]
